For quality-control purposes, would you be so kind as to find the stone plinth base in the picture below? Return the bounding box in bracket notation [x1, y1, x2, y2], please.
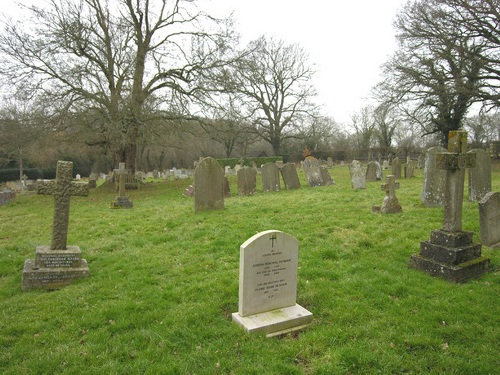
[232, 304, 313, 337]
[110, 196, 133, 208]
[409, 230, 489, 283]
[22, 246, 90, 290]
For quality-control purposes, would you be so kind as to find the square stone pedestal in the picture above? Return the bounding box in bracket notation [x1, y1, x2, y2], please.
[110, 196, 133, 208]
[22, 246, 90, 290]
[409, 230, 489, 283]
[232, 304, 313, 338]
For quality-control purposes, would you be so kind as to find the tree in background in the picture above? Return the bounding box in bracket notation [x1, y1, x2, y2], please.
[0, 0, 235, 172]
[375, 0, 495, 147]
[219, 36, 318, 156]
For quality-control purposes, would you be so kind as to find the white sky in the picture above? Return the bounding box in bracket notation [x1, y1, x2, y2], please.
[208, 0, 407, 124]
[2, 0, 407, 125]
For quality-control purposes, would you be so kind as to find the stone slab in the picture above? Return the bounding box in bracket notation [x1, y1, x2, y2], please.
[232, 303, 313, 337]
[479, 192, 500, 248]
[409, 254, 489, 283]
[429, 230, 473, 247]
[419, 241, 482, 265]
[22, 259, 90, 290]
[34, 245, 84, 268]
[110, 196, 133, 208]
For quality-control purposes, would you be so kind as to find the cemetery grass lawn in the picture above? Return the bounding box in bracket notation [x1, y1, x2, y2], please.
[1, 166, 499, 374]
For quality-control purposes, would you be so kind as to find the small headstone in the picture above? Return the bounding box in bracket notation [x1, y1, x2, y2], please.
[237, 167, 257, 195]
[0, 189, 16, 205]
[280, 163, 301, 190]
[261, 163, 281, 192]
[468, 149, 491, 202]
[75, 174, 81, 180]
[479, 192, 500, 248]
[184, 184, 195, 197]
[320, 167, 335, 185]
[110, 163, 133, 208]
[194, 157, 224, 212]
[232, 230, 313, 337]
[410, 131, 489, 282]
[349, 160, 366, 189]
[22, 161, 90, 290]
[152, 169, 159, 179]
[382, 160, 389, 170]
[421, 146, 447, 206]
[365, 161, 380, 182]
[372, 175, 402, 213]
[303, 156, 323, 187]
[405, 160, 415, 178]
[392, 157, 402, 179]
[224, 176, 231, 198]
[327, 157, 333, 168]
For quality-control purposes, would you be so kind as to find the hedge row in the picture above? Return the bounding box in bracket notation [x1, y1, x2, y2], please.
[0, 168, 56, 183]
[216, 156, 284, 169]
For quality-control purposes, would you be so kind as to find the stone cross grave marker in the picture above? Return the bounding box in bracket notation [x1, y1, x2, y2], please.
[110, 162, 133, 208]
[373, 175, 402, 213]
[409, 131, 489, 282]
[194, 157, 224, 213]
[479, 192, 500, 248]
[232, 230, 313, 337]
[22, 161, 90, 290]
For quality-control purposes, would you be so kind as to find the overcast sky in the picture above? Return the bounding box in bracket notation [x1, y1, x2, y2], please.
[208, 0, 408, 124]
[2, 0, 407, 124]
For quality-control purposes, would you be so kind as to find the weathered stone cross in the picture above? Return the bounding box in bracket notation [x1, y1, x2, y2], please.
[37, 161, 89, 250]
[436, 131, 476, 232]
[116, 162, 127, 197]
[381, 175, 399, 197]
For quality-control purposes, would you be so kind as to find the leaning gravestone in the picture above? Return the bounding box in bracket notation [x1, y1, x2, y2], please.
[349, 160, 366, 189]
[365, 161, 379, 182]
[22, 161, 90, 290]
[468, 148, 491, 202]
[320, 167, 335, 186]
[261, 163, 281, 192]
[280, 163, 301, 190]
[479, 192, 500, 248]
[392, 157, 402, 179]
[303, 156, 323, 187]
[421, 146, 447, 206]
[409, 131, 489, 282]
[194, 157, 224, 213]
[232, 230, 313, 337]
[237, 166, 257, 195]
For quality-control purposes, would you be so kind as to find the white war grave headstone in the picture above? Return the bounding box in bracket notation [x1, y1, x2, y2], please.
[232, 230, 313, 337]
[22, 161, 90, 290]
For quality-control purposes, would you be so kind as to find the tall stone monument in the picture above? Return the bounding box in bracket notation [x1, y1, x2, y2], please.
[232, 230, 313, 337]
[22, 161, 90, 290]
[409, 131, 489, 282]
[110, 162, 133, 208]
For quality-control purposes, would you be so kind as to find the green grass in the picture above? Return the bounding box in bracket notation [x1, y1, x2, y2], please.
[1, 165, 499, 374]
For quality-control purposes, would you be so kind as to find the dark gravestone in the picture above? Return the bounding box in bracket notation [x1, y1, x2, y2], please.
[468, 148, 491, 202]
[320, 167, 335, 186]
[392, 157, 402, 179]
[479, 192, 500, 248]
[421, 146, 447, 206]
[303, 156, 323, 187]
[0, 189, 16, 205]
[224, 176, 231, 198]
[409, 131, 489, 282]
[110, 163, 133, 208]
[237, 166, 257, 195]
[280, 163, 301, 190]
[22, 161, 90, 290]
[194, 157, 224, 212]
[365, 161, 379, 182]
[261, 163, 281, 192]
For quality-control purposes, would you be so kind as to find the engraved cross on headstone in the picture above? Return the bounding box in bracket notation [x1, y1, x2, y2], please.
[381, 175, 399, 198]
[436, 131, 476, 232]
[37, 161, 89, 250]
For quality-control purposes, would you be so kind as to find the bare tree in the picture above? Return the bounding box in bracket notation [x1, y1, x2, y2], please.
[220, 36, 318, 156]
[0, 0, 234, 172]
[375, 0, 488, 147]
[350, 106, 377, 151]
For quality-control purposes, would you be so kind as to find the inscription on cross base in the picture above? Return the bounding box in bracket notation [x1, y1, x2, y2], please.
[436, 131, 476, 232]
[37, 161, 89, 250]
